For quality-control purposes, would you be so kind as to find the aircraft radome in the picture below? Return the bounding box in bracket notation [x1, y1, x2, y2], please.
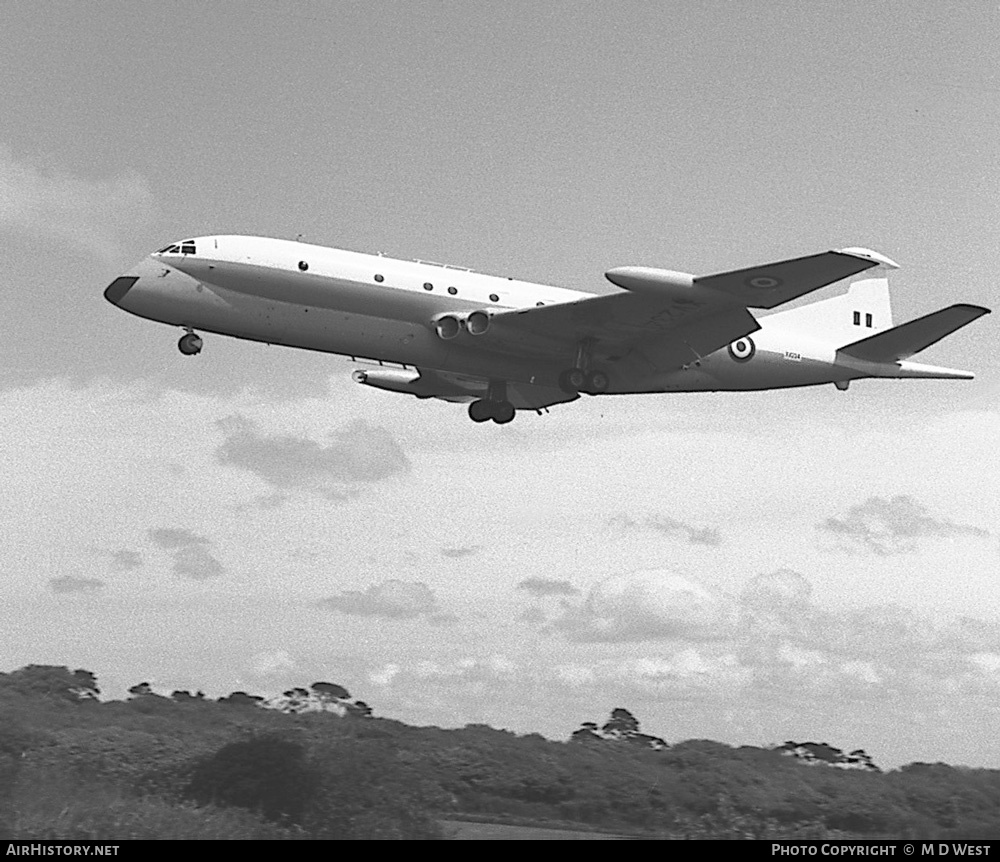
[104, 236, 990, 424]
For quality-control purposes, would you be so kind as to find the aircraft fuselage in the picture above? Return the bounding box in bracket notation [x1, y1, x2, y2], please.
[111, 236, 867, 390]
[104, 235, 983, 421]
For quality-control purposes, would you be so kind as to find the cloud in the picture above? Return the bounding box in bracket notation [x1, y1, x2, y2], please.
[0, 144, 153, 262]
[148, 527, 224, 579]
[551, 569, 731, 642]
[148, 528, 211, 550]
[440, 546, 480, 558]
[817, 495, 990, 555]
[215, 415, 410, 500]
[517, 577, 580, 597]
[318, 580, 440, 619]
[250, 650, 296, 675]
[370, 663, 401, 686]
[608, 513, 722, 546]
[49, 576, 105, 593]
[108, 549, 142, 572]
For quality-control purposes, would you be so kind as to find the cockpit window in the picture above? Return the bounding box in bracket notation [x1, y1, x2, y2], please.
[155, 241, 197, 255]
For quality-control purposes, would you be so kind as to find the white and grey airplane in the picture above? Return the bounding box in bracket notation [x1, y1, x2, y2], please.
[104, 236, 989, 424]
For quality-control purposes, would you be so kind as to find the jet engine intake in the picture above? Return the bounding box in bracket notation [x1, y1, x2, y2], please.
[435, 314, 462, 340]
[466, 310, 490, 335]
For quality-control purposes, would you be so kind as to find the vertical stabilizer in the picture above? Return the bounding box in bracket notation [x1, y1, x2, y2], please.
[762, 276, 894, 343]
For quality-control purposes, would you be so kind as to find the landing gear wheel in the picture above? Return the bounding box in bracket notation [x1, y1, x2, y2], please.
[468, 400, 492, 423]
[491, 401, 515, 425]
[178, 333, 203, 356]
[584, 370, 609, 394]
[558, 368, 587, 393]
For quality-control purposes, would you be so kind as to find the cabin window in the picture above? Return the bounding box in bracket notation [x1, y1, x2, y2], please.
[374, 274, 384, 283]
[489, 293, 499, 302]
[865, 313, 873, 328]
[853, 311, 861, 325]
[298, 261, 309, 271]
[447, 286, 457, 295]
[423, 282, 433, 291]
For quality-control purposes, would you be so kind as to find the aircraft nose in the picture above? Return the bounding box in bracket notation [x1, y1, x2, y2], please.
[103, 275, 140, 307]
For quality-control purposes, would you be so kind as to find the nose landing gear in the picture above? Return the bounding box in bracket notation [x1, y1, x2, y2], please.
[178, 331, 203, 356]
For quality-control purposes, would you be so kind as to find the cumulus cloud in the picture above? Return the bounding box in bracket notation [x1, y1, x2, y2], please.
[370, 662, 401, 686]
[372, 655, 519, 687]
[318, 579, 440, 619]
[250, 650, 296, 675]
[551, 569, 731, 642]
[517, 577, 580, 597]
[215, 415, 410, 500]
[0, 144, 153, 262]
[440, 546, 480, 558]
[608, 513, 722, 546]
[49, 575, 104, 593]
[817, 495, 990, 555]
[148, 527, 224, 579]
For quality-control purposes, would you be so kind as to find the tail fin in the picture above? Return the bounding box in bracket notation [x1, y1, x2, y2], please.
[764, 277, 894, 343]
[838, 304, 990, 362]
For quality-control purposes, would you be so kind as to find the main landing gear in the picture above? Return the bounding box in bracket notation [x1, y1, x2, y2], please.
[558, 368, 609, 395]
[557, 340, 609, 395]
[468, 379, 516, 424]
[178, 330, 203, 356]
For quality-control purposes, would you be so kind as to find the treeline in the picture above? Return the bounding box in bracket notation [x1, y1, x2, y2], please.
[1, 664, 999, 839]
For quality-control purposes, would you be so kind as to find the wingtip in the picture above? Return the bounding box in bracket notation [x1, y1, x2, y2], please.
[837, 247, 901, 270]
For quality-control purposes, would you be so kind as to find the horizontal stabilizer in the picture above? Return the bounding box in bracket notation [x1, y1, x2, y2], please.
[838, 304, 990, 362]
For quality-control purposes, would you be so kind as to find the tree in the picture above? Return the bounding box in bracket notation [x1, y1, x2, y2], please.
[569, 721, 604, 744]
[311, 681, 350, 702]
[184, 735, 320, 825]
[0, 665, 99, 701]
[217, 691, 264, 707]
[275, 687, 312, 714]
[345, 700, 373, 718]
[602, 708, 641, 740]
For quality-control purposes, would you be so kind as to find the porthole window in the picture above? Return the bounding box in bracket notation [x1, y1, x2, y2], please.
[374, 274, 384, 283]
[298, 260, 309, 271]
[447, 286, 457, 295]
[489, 293, 499, 302]
[423, 282, 433, 291]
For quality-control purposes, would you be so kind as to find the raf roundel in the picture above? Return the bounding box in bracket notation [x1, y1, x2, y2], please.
[728, 336, 756, 363]
[745, 275, 783, 290]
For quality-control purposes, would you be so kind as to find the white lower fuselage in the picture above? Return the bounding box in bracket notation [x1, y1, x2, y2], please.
[108, 235, 961, 404]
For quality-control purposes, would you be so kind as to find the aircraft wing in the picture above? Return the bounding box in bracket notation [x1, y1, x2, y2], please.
[471, 250, 881, 372]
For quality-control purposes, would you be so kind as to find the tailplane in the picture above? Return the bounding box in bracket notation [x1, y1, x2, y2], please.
[838, 304, 990, 362]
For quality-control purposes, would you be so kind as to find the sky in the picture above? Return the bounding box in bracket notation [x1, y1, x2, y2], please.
[1, 0, 999, 769]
